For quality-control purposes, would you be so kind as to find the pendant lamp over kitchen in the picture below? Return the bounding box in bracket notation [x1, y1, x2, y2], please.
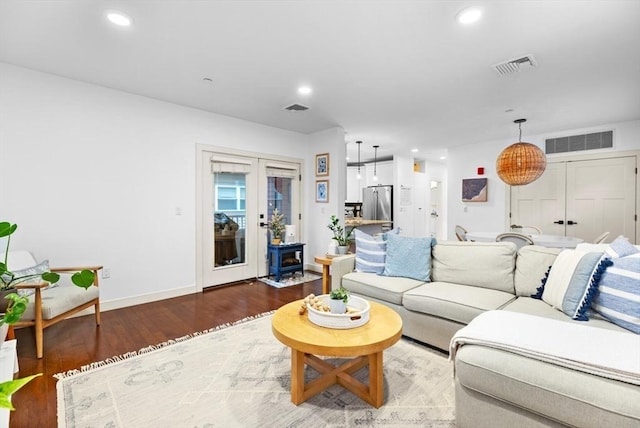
[496, 119, 546, 186]
[372, 145, 379, 181]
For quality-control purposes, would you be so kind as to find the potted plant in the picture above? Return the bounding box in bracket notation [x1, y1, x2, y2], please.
[0, 221, 96, 410]
[327, 215, 354, 254]
[329, 286, 349, 314]
[268, 208, 285, 244]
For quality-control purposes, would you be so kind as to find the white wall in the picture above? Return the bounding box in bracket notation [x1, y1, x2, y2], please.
[0, 63, 308, 308]
[446, 119, 640, 239]
[306, 127, 346, 269]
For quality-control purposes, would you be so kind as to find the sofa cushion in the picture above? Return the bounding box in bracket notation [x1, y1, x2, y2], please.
[382, 234, 434, 281]
[402, 282, 515, 325]
[540, 250, 609, 320]
[431, 241, 516, 293]
[592, 239, 640, 333]
[455, 345, 640, 428]
[514, 246, 561, 297]
[341, 271, 425, 305]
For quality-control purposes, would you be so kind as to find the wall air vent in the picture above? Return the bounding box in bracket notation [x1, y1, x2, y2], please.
[492, 54, 537, 75]
[545, 130, 613, 154]
[283, 103, 310, 112]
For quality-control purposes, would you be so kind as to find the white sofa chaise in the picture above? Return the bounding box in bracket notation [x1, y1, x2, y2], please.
[330, 240, 640, 428]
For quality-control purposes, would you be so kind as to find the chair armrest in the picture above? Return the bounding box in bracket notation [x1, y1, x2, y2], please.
[14, 283, 49, 290]
[50, 266, 103, 272]
[330, 254, 356, 291]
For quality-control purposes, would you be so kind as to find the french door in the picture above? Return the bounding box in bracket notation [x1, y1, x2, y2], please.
[510, 155, 637, 243]
[197, 147, 301, 288]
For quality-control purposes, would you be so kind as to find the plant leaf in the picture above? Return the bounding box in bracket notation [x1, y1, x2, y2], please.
[41, 272, 60, 284]
[0, 223, 17, 238]
[71, 270, 95, 289]
[0, 373, 42, 410]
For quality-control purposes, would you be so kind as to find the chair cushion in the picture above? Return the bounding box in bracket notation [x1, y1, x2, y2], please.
[22, 283, 99, 320]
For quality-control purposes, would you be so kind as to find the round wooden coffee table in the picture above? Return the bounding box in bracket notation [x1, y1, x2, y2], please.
[272, 299, 402, 408]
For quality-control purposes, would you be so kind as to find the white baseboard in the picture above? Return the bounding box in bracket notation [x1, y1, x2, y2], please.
[71, 284, 197, 318]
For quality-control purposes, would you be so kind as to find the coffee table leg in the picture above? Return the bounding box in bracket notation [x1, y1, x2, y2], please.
[291, 348, 306, 405]
[369, 351, 384, 408]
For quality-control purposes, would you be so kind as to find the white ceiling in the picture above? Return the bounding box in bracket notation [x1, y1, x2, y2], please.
[1, 1, 639, 163]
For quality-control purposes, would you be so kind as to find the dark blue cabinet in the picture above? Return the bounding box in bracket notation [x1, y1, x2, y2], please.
[268, 243, 305, 282]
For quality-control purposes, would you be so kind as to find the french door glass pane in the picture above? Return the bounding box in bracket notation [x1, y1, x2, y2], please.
[268, 176, 292, 224]
[213, 172, 246, 267]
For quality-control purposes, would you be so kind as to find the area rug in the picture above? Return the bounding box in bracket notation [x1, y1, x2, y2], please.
[259, 272, 321, 288]
[56, 313, 455, 427]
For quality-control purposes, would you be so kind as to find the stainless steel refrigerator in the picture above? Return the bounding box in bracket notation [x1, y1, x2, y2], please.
[362, 185, 393, 221]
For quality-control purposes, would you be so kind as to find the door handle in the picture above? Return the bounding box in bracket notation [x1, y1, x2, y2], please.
[567, 220, 578, 225]
[553, 220, 564, 225]
[259, 222, 267, 227]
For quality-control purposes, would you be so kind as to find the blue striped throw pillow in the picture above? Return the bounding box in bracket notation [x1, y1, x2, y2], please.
[541, 250, 610, 321]
[354, 229, 398, 274]
[592, 237, 640, 334]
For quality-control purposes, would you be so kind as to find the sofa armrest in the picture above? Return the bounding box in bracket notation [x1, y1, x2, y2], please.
[330, 254, 356, 291]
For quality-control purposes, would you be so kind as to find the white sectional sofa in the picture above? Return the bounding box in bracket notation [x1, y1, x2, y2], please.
[330, 240, 640, 428]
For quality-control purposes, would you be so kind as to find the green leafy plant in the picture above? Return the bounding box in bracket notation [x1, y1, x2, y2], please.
[0, 293, 28, 327]
[0, 373, 42, 410]
[0, 222, 96, 291]
[268, 208, 285, 239]
[327, 215, 354, 246]
[329, 286, 349, 303]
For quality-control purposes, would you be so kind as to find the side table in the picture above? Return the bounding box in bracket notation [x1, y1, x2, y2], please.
[314, 255, 332, 294]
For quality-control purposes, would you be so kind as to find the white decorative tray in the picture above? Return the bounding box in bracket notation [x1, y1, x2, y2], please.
[307, 294, 370, 329]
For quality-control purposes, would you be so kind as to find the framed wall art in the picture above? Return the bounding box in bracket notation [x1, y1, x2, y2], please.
[462, 178, 488, 202]
[316, 180, 329, 203]
[315, 153, 329, 176]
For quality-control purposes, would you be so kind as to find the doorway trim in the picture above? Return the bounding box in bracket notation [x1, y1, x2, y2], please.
[195, 144, 304, 292]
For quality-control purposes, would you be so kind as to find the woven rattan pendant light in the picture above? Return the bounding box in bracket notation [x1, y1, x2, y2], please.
[496, 119, 546, 186]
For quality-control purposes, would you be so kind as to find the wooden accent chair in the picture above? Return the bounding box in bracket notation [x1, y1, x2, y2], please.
[3, 250, 102, 359]
[510, 224, 542, 234]
[593, 232, 610, 244]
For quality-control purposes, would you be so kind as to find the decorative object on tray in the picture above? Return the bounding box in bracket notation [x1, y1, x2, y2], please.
[302, 294, 370, 329]
[327, 215, 354, 254]
[329, 286, 349, 314]
[268, 208, 285, 244]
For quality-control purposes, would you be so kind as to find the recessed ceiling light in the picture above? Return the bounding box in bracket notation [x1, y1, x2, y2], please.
[297, 86, 312, 95]
[440, 156, 447, 160]
[106, 10, 132, 27]
[456, 7, 482, 24]
[411, 148, 419, 153]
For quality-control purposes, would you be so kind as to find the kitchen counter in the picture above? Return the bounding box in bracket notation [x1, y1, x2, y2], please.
[345, 218, 392, 227]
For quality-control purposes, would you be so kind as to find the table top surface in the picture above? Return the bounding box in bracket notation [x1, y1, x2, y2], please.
[272, 300, 402, 357]
[467, 231, 584, 248]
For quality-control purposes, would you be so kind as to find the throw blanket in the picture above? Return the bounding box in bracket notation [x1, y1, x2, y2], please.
[449, 311, 640, 386]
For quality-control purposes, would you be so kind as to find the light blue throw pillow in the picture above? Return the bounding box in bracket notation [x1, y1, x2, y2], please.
[382, 234, 435, 281]
[592, 236, 640, 333]
[354, 228, 399, 274]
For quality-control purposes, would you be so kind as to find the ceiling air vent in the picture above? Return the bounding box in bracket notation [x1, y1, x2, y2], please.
[283, 103, 310, 112]
[492, 54, 537, 75]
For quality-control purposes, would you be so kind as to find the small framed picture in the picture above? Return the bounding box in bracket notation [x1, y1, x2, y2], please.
[462, 178, 488, 202]
[316, 180, 329, 203]
[315, 153, 329, 176]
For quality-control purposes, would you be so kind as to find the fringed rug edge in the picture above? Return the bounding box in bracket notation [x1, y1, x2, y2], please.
[53, 310, 276, 380]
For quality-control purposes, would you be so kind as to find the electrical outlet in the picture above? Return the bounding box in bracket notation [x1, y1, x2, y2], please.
[102, 268, 111, 279]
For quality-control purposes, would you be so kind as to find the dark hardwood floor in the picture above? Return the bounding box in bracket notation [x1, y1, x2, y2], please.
[10, 277, 322, 427]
